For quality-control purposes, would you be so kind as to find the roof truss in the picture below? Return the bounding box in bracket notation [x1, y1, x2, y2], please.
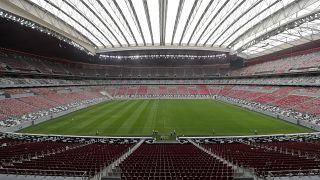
[1, 0, 320, 59]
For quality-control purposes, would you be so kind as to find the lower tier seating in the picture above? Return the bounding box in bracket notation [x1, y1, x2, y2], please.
[119, 144, 233, 180]
[1, 142, 131, 177]
[204, 143, 320, 177]
[1, 134, 320, 178]
[0, 87, 105, 123]
[0, 141, 74, 162]
[258, 140, 320, 159]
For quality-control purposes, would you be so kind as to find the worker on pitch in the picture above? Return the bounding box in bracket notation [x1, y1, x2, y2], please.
[96, 130, 99, 135]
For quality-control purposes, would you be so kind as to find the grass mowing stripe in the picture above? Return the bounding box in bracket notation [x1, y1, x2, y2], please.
[105, 100, 143, 135]
[214, 100, 310, 134]
[141, 99, 157, 133]
[126, 100, 151, 134]
[18, 100, 119, 134]
[20, 99, 313, 136]
[151, 100, 159, 129]
[51, 100, 124, 134]
[116, 100, 150, 134]
[154, 100, 163, 132]
[89, 100, 135, 135]
[20, 100, 129, 135]
[73, 100, 131, 135]
[53, 100, 128, 134]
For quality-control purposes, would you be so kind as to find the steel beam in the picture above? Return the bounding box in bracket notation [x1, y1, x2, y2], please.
[159, 0, 168, 45]
[283, 32, 312, 42]
[96, 0, 130, 46]
[228, 0, 318, 48]
[194, 0, 229, 46]
[62, 0, 111, 47]
[245, 34, 320, 58]
[203, 0, 246, 46]
[186, 0, 214, 45]
[214, 0, 264, 47]
[171, 0, 184, 45]
[128, 0, 146, 46]
[237, 10, 320, 52]
[143, 0, 154, 45]
[222, 0, 281, 48]
[178, 0, 199, 45]
[268, 37, 296, 46]
[112, 0, 138, 46]
[299, 25, 320, 33]
[80, 0, 122, 46]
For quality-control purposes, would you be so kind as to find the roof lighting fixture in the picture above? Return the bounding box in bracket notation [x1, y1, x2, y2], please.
[0, 9, 91, 55]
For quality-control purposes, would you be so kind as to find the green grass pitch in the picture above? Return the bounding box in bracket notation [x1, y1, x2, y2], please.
[19, 99, 313, 136]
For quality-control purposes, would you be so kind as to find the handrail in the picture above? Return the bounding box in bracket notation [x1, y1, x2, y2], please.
[179, 132, 320, 140]
[260, 168, 320, 177]
[1, 168, 89, 177]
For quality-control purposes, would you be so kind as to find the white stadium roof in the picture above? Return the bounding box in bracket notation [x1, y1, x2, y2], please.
[1, 0, 320, 58]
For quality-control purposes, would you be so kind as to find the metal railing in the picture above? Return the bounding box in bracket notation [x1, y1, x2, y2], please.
[0, 168, 89, 179]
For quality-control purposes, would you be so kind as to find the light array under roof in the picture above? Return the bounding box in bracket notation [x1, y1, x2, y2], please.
[99, 54, 227, 60]
[0, 9, 93, 55]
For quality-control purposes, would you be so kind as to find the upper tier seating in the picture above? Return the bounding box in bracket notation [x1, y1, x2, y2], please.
[2, 47, 320, 79]
[230, 51, 320, 76]
[0, 52, 36, 72]
[2, 46, 320, 79]
[0, 50, 226, 78]
[119, 144, 233, 180]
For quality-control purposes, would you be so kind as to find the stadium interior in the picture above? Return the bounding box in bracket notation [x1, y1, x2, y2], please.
[1, 0, 320, 179]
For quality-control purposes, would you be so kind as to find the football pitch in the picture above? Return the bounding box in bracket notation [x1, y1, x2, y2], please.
[19, 99, 313, 136]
